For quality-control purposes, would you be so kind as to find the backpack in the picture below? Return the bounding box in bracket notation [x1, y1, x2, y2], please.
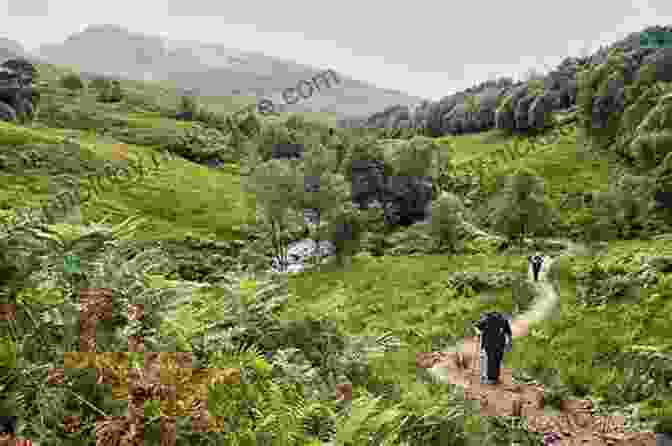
[476, 312, 510, 347]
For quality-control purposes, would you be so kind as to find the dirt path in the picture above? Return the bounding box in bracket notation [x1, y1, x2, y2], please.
[417, 240, 657, 446]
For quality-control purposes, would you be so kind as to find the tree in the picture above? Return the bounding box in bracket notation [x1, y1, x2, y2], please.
[242, 159, 303, 271]
[490, 167, 556, 253]
[585, 190, 621, 243]
[585, 174, 653, 242]
[296, 142, 349, 265]
[389, 135, 436, 178]
[107, 80, 123, 102]
[178, 93, 198, 117]
[59, 73, 84, 95]
[425, 192, 469, 252]
[97, 79, 123, 103]
[88, 76, 111, 91]
[521, 67, 545, 82]
[329, 202, 364, 267]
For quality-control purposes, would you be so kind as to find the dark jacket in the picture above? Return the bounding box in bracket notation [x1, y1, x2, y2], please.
[529, 255, 543, 265]
[476, 312, 512, 350]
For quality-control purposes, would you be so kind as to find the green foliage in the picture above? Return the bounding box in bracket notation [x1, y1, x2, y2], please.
[386, 135, 438, 178]
[242, 158, 304, 270]
[464, 94, 480, 114]
[205, 347, 318, 445]
[7, 55, 672, 446]
[526, 79, 545, 97]
[489, 167, 556, 248]
[425, 192, 469, 253]
[495, 93, 515, 116]
[584, 173, 654, 242]
[178, 94, 198, 115]
[576, 49, 625, 148]
[329, 202, 366, 266]
[97, 79, 123, 103]
[59, 73, 84, 94]
[88, 76, 110, 91]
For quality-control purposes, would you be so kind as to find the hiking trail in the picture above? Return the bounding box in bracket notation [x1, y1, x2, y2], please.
[416, 238, 656, 446]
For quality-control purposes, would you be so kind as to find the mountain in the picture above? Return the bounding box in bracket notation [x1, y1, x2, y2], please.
[34, 24, 424, 117]
[0, 38, 30, 62]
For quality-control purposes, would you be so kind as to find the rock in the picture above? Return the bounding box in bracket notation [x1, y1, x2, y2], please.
[271, 142, 304, 160]
[270, 238, 335, 273]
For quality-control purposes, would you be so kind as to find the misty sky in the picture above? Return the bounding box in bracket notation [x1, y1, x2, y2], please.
[1, 0, 670, 100]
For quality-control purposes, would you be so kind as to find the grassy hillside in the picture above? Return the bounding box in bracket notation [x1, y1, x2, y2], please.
[0, 58, 670, 445]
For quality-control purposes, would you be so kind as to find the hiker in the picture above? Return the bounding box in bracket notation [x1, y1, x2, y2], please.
[475, 312, 512, 385]
[528, 253, 544, 281]
[0, 416, 32, 446]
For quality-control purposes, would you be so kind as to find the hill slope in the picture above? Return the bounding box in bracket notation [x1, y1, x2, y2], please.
[0, 40, 670, 446]
[30, 24, 424, 118]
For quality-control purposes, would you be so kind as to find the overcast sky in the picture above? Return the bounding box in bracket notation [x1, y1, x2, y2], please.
[1, 0, 669, 100]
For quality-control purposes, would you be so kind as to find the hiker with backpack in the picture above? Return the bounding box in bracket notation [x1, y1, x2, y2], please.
[474, 312, 512, 385]
[528, 253, 544, 281]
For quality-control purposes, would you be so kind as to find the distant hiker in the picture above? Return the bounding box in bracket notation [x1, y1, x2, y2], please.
[475, 312, 512, 385]
[528, 253, 544, 281]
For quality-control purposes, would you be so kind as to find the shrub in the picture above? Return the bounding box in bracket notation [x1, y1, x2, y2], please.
[59, 73, 84, 94]
[425, 192, 469, 253]
[97, 79, 123, 103]
[654, 415, 672, 435]
[178, 94, 198, 117]
[88, 76, 111, 91]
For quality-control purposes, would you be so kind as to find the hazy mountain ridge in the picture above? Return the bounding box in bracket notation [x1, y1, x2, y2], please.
[3, 24, 424, 117]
